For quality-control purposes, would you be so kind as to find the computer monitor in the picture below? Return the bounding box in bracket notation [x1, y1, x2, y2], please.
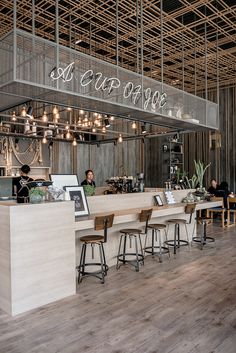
[49, 174, 79, 190]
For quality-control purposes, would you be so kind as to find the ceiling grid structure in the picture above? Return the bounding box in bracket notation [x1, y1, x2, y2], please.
[0, 0, 235, 96]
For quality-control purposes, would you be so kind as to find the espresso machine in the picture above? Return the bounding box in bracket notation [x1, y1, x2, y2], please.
[134, 173, 145, 192]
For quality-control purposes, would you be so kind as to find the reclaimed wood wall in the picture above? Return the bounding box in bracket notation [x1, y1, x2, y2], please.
[52, 140, 142, 186]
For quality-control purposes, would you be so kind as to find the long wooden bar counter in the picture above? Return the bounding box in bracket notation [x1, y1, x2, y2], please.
[0, 191, 222, 316]
[74, 191, 223, 269]
[0, 201, 76, 316]
[75, 201, 221, 231]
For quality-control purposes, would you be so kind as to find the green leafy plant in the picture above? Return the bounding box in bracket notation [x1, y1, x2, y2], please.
[187, 174, 198, 189]
[29, 187, 46, 197]
[194, 160, 211, 189]
[83, 185, 95, 196]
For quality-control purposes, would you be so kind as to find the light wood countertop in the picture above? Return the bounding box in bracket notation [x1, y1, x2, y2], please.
[74, 200, 222, 231]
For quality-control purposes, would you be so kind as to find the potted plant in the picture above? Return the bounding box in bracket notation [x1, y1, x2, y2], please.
[29, 187, 46, 204]
[83, 184, 95, 196]
[194, 160, 211, 191]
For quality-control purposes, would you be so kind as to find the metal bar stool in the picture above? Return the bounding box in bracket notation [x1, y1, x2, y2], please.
[77, 214, 114, 284]
[192, 216, 214, 250]
[164, 203, 196, 255]
[116, 209, 153, 272]
[144, 223, 170, 262]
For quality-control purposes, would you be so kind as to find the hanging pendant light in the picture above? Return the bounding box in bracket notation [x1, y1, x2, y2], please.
[54, 113, 60, 121]
[102, 126, 106, 133]
[42, 134, 47, 144]
[11, 111, 17, 121]
[118, 134, 123, 143]
[21, 106, 27, 117]
[53, 106, 58, 115]
[42, 111, 48, 122]
[66, 131, 71, 139]
[77, 118, 82, 127]
[131, 121, 137, 129]
[65, 121, 70, 130]
[72, 138, 77, 146]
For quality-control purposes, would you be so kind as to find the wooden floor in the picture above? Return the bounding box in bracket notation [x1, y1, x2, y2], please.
[0, 224, 236, 353]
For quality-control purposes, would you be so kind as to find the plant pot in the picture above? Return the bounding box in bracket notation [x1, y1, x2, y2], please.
[29, 194, 43, 204]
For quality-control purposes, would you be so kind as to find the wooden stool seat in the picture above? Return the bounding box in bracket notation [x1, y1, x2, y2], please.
[167, 219, 187, 224]
[119, 228, 142, 234]
[165, 203, 197, 255]
[117, 209, 153, 272]
[144, 223, 170, 262]
[77, 214, 114, 284]
[148, 224, 166, 230]
[80, 235, 104, 243]
[192, 216, 215, 250]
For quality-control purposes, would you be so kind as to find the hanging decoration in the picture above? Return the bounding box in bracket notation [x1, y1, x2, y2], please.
[9, 138, 43, 166]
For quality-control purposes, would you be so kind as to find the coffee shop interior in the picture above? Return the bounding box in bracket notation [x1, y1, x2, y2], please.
[0, 1, 236, 352]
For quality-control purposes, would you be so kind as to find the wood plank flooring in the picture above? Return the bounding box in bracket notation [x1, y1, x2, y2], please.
[0, 224, 236, 353]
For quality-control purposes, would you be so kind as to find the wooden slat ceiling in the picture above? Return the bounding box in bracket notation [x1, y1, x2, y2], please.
[0, 0, 235, 95]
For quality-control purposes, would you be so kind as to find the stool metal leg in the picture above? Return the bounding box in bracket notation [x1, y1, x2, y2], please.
[78, 243, 86, 283]
[116, 234, 123, 269]
[138, 234, 144, 263]
[134, 235, 139, 272]
[98, 244, 105, 284]
[151, 229, 155, 255]
[200, 222, 207, 250]
[174, 224, 177, 255]
[101, 242, 108, 275]
[184, 223, 190, 248]
[123, 234, 127, 263]
[144, 231, 148, 256]
[157, 229, 163, 262]
[164, 229, 171, 259]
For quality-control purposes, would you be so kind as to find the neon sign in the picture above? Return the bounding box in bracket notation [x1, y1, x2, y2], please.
[49, 62, 167, 110]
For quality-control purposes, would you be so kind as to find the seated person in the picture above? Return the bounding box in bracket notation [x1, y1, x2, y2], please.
[208, 178, 219, 195]
[215, 181, 233, 208]
[13, 164, 34, 203]
[81, 169, 96, 187]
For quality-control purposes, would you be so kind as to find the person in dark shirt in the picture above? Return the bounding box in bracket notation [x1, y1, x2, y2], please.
[81, 169, 96, 187]
[215, 181, 233, 208]
[208, 178, 219, 195]
[13, 164, 34, 203]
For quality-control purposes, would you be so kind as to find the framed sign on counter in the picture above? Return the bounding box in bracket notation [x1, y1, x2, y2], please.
[164, 191, 176, 204]
[64, 186, 89, 217]
[154, 195, 164, 206]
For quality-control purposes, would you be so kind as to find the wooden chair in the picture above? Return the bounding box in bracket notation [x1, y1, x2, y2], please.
[206, 197, 225, 227]
[77, 214, 114, 284]
[116, 208, 153, 272]
[227, 197, 236, 227]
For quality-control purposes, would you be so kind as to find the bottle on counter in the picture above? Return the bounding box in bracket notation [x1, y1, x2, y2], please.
[32, 122, 37, 136]
[24, 120, 31, 134]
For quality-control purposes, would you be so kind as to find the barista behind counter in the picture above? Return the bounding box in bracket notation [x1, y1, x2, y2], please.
[81, 169, 96, 196]
[13, 164, 34, 203]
